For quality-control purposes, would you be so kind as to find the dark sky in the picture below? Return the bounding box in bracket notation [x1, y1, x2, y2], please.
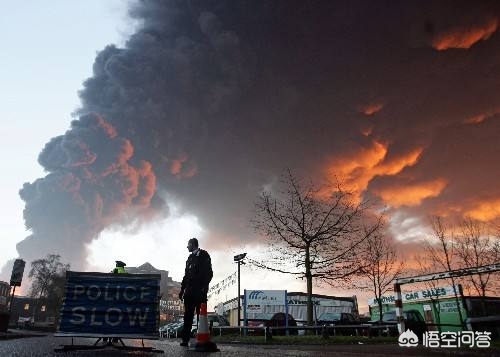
[12, 0, 500, 270]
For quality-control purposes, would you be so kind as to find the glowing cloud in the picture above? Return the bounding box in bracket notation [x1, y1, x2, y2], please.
[375, 149, 423, 176]
[323, 140, 423, 200]
[432, 18, 498, 50]
[361, 126, 373, 137]
[359, 103, 384, 116]
[327, 140, 387, 194]
[464, 108, 500, 125]
[465, 114, 487, 124]
[465, 198, 500, 221]
[169, 153, 198, 178]
[87, 206, 203, 280]
[373, 178, 448, 208]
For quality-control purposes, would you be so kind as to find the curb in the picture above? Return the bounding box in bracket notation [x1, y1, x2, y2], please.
[0, 330, 48, 340]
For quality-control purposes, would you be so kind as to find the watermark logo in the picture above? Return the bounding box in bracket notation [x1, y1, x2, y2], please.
[398, 330, 492, 348]
[423, 331, 491, 348]
[398, 329, 419, 347]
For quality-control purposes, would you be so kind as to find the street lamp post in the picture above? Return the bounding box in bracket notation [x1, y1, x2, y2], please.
[233, 253, 247, 327]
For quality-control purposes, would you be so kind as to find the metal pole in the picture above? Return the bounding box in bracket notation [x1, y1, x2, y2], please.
[285, 291, 289, 336]
[8, 286, 16, 313]
[243, 289, 247, 336]
[394, 282, 405, 334]
[237, 261, 241, 327]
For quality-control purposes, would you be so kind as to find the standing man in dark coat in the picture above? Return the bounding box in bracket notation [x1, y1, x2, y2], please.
[179, 238, 213, 346]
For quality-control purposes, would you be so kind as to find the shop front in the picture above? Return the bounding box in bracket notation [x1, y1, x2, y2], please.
[368, 285, 467, 332]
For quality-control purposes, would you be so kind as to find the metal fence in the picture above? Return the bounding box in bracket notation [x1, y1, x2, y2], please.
[212, 324, 374, 341]
[163, 321, 497, 341]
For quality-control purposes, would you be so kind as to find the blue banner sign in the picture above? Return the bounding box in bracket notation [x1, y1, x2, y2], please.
[57, 271, 160, 338]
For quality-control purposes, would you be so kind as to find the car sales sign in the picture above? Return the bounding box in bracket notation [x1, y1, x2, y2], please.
[56, 271, 161, 338]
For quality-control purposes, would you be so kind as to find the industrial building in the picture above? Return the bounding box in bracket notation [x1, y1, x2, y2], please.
[215, 290, 359, 326]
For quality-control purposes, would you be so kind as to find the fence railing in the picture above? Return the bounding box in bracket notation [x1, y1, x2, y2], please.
[212, 324, 373, 340]
[163, 322, 485, 341]
[212, 323, 473, 340]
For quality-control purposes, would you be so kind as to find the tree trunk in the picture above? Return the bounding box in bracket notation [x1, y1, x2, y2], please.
[305, 245, 313, 326]
[376, 284, 383, 321]
[306, 272, 313, 325]
[377, 300, 383, 321]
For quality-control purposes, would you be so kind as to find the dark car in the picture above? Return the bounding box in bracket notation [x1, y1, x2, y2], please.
[208, 314, 230, 327]
[317, 312, 361, 336]
[247, 312, 298, 335]
[318, 312, 359, 325]
[368, 309, 427, 338]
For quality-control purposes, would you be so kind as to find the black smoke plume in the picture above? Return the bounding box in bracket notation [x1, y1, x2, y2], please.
[9, 0, 500, 273]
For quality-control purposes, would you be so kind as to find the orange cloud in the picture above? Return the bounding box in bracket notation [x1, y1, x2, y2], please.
[361, 126, 373, 137]
[327, 140, 387, 194]
[465, 198, 500, 221]
[464, 107, 500, 125]
[375, 149, 422, 176]
[359, 102, 384, 116]
[431, 203, 463, 219]
[322, 140, 423, 200]
[432, 18, 498, 50]
[373, 178, 448, 208]
[465, 114, 487, 124]
[134, 160, 156, 206]
[170, 160, 183, 175]
[169, 153, 198, 179]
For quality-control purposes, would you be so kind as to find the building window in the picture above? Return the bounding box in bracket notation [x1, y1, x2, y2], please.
[41, 305, 46, 312]
[24, 303, 29, 310]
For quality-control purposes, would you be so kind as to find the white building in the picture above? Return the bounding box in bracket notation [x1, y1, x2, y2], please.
[215, 291, 358, 325]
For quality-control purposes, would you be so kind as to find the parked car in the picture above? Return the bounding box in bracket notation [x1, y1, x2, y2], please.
[368, 309, 427, 338]
[191, 313, 230, 336]
[247, 312, 298, 335]
[17, 316, 34, 329]
[317, 312, 361, 336]
[317, 312, 360, 325]
[207, 313, 230, 328]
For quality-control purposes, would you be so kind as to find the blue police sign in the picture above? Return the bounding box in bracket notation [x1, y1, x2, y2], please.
[56, 271, 161, 338]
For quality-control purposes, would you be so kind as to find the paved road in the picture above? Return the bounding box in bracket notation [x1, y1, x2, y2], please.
[0, 335, 498, 356]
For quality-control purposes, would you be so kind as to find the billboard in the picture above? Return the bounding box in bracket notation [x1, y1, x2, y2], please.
[57, 271, 161, 338]
[245, 290, 287, 306]
[243, 290, 289, 330]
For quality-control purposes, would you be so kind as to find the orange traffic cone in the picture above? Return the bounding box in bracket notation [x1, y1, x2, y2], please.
[194, 302, 219, 352]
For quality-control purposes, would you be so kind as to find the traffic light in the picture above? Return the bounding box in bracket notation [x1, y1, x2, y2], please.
[10, 259, 25, 287]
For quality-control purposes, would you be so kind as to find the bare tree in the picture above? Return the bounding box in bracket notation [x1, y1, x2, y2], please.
[356, 230, 405, 321]
[422, 217, 464, 327]
[492, 238, 500, 296]
[454, 218, 500, 297]
[251, 170, 380, 325]
[29, 254, 70, 321]
[415, 261, 448, 332]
